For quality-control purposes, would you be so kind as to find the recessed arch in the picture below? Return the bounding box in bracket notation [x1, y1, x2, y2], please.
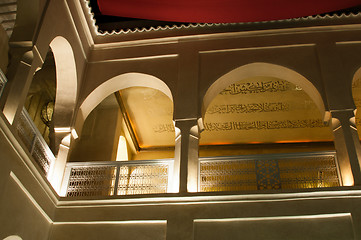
[202, 62, 327, 120]
[49, 36, 77, 129]
[75, 72, 173, 133]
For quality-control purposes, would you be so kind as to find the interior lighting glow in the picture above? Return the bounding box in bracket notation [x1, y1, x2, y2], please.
[116, 136, 128, 161]
[71, 128, 78, 139]
[54, 127, 71, 133]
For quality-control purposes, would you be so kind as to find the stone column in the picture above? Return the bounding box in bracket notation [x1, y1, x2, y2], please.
[331, 109, 361, 186]
[173, 118, 200, 194]
[48, 133, 72, 195]
[171, 41, 200, 193]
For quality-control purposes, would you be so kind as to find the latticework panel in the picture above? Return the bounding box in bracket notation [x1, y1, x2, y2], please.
[0, 82, 5, 95]
[66, 166, 117, 197]
[199, 160, 257, 192]
[255, 159, 281, 190]
[16, 113, 35, 150]
[15, 110, 54, 175]
[117, 164, 169, 195]
[199, 153, 339, 192]
[278, 155, 339, 189]
[31, 138, 52, 174]
[0, 70, 6, 96]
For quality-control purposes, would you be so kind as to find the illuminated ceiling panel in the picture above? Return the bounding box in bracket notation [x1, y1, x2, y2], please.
[119, 77, 333, 149]
[119, 87, 174, 148]
[201, 76, 333, 145]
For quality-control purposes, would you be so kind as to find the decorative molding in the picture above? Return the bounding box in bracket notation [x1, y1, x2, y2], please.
[83, 0, 361, 36]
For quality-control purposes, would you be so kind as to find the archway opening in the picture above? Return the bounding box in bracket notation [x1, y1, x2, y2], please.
[66, 86, 174, 197]
[199, 64, 339, 192]
[69, 87, 174, 162]
[24, 49, 56, 150]
[201, 75, 334, 156]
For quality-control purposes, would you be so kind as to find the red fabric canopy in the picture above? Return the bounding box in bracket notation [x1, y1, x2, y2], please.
[97, 0, 361, 23]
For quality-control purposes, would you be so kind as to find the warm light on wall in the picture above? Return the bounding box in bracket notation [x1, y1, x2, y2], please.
[116, 136, 128, 161]
[342, 174, 354, 187]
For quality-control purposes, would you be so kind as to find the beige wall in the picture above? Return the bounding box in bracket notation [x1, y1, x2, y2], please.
[69, 106, 121, 162]
[0, 116, 52, 240]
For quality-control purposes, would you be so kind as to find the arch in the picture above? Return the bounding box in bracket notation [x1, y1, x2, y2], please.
[75, 72, 173, 133]
[49, 36, 77, 129]
[202, 62, 326, 120]
[351, 66, 361, 132]
[352, 66, 361, 115]
[3, 236, 22, 240]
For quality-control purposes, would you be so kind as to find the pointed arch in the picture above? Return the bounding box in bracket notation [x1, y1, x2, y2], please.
[202, 62, 327, 120]
[75, 72, 173, 133]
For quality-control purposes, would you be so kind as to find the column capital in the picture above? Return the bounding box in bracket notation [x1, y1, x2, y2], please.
[330, 109, 356, 119]
[174, 118, 203, 139]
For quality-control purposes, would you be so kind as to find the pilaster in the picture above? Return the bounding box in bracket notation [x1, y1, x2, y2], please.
[174, 119, 200, 193]
[331, 109, 361, 186]
[2, 48, 43, 125]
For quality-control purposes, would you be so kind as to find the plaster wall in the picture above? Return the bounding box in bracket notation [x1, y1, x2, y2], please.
[69, 105, 121, 162]
[194, 214, 354, 240]
[77, 28, 361, 128]
[49, 221, 167, 240]
[0, 116, 53, 240]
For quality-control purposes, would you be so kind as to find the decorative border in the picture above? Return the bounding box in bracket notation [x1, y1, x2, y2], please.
[83, 0, 361, 36]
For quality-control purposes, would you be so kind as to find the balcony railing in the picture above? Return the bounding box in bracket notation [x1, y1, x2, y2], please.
[199, 151, 340, 192]
[15, 108, 55, 176]
[62, 159, 174, 197]
[0, 69, 6, 97]
[62, 151, 340, 198]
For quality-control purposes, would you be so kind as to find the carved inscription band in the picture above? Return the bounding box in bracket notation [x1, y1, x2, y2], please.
[152, 119, 328, 133]
[220, 81, 292, 95]
[204, 119, 328, 131]
[206, 102, 289, 114]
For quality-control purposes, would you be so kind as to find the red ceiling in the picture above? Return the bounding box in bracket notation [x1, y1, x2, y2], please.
[97, 0, 361, 23]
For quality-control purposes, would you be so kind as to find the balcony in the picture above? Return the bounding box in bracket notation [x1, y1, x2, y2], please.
[11, 103, 341, 198]
[0, 68, 343, 199]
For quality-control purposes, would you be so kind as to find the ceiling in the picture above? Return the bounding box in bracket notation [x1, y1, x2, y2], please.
[95, 0, 361, 24]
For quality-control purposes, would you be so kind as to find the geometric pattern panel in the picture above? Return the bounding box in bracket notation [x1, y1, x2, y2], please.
[199, 160, 258, 192]
[255, 159, 281, 190]
[200, 152, 340, 193]
[31, 137, 52, 174]
[15, 108, 55, 175]
[278, 155, 340, 189]
[117, 164, 169, 195]
[16, 111, 35, 150]
[65, 160, 172, 197]
[66, 166, 117, 197]
[0, 69, 6, 96]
